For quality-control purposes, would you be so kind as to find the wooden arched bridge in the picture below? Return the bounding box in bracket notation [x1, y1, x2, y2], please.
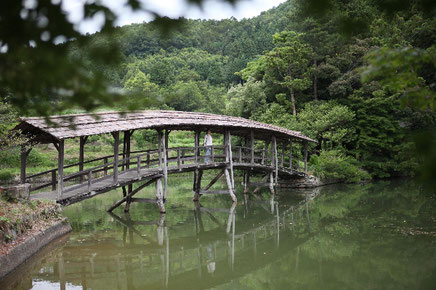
[14, 110, 315, 212]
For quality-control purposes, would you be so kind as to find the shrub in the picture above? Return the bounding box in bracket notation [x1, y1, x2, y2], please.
[0, 169, 14, 182]
[310, 150, 371, 183]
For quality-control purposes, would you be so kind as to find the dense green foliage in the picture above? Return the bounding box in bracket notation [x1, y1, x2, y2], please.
[1, 0, 435, 182]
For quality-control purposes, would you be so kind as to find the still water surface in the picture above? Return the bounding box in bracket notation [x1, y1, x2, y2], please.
[3, 177, 436, 289]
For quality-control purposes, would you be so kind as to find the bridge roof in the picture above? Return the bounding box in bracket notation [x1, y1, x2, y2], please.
[14, 110, 316, 143]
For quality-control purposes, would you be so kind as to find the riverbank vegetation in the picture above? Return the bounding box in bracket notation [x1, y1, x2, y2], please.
[0, 0, 435, 184]
[0, 198, 62, 249]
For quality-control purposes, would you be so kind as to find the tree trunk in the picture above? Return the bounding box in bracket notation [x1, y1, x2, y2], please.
[290, 88, 297, 116]
[313, 59, 318, 101]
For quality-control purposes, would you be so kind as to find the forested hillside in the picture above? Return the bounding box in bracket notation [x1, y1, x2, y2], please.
[2, 0, 435, 183]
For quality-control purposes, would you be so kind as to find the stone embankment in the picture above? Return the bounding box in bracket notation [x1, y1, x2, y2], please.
[0, 184, 71, 280]
[278, 174, 340, 188]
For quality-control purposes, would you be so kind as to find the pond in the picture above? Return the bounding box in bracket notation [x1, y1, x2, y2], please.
[2, 175, 436, 289]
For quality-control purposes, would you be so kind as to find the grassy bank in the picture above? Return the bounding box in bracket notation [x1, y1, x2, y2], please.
[0, 198, 65, 252]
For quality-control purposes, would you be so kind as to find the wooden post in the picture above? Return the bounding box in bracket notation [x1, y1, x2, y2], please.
[79, 136, 87, 183]
[126, 131, 131, 170]
[163, 130, 168, 199]
[51, 170, 56, 191]
[165, 130, 169, 165]
[238, 147, 242, 163]
[227, 131, 234, 190]
[87, 171, 92, 192]
[177, 148, 181, 169]
[137, 156, 141, 177]
[193, 169, 198, 193]
[127, 131, 133, 194]
[244, 171, 250, 194]
[156, 178, 165, 213]
[57, 139, 64, 199]
[211, 146, 215, 164]
[193, 170, 203, 201]
[263, 141, 269, 165]
[225, 168, 237, 202]
[181, 149, 185, 165]
[304, 142, 308, 173]
[289, 140, 293, 169]
[281, 142, 285, 168]
[20, 145, 28, 184]
[113, 132, 119, 184]
[250, 130, 255, 165]
[194, 130, 199, 165]
[269, 171, 274, 194]
[223, 130, 228, 161]
[158, 130, 162, 170]
[104, 157, 108, 176]
[272, 136, 278, 185]
[146, 152, 150, 168]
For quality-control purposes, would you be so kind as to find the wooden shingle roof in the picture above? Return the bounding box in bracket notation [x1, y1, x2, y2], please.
[14, 110, 316, 143]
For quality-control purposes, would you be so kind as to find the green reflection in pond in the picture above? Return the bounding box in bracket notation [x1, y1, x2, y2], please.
[3, 177, 436, 290]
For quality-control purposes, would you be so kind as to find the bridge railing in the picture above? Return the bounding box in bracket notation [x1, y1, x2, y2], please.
[230, 146, 304, 172]
[27, 143, 306, 194]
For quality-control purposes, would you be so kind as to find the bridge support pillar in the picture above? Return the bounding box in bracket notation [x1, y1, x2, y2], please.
[156, 177, 166, 213]
[225, 168, 237, 203]
[269, 171, 275, 194]
[244, 170, 250, 194]
[193, 169, 203, 201]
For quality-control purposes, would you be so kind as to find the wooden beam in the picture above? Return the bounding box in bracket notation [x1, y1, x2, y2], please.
[202, 170, 225, 192]
[113, 132, 119, 184]
[253, 173, 270, 194]
[57, 140, 64, 199]
[200, 190, 230, 195]
[131, 198, 157, 203]
[107, 177, 159, 212]
[52, 141, 59, 152]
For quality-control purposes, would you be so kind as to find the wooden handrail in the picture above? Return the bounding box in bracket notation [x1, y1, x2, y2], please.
[28, 144, 306, 193]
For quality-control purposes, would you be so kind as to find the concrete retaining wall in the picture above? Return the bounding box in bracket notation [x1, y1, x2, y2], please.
[0, 220, 72, 280]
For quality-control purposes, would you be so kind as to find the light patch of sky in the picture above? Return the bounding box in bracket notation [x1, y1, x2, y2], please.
[62, 0, 286, 34]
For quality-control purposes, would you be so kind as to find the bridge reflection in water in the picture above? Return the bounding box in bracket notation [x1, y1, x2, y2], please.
[17, 190, 317, 290]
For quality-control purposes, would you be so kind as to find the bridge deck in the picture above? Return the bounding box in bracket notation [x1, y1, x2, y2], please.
[31, 161, 304, 205]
